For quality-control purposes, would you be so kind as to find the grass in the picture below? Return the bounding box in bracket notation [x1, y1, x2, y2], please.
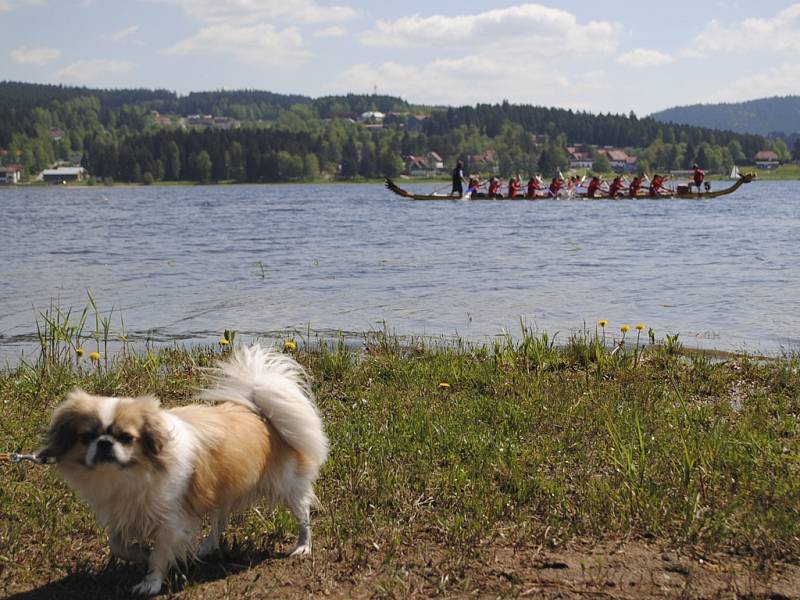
[1, 312, 799, 596]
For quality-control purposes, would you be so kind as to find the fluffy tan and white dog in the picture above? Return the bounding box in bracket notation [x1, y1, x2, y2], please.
[39, 345, 328, 596]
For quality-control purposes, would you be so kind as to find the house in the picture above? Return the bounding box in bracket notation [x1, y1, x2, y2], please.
[405, 155, 431, 176]
[754, 150, 780, 169]
[41, 166, 87, 183]
[0, 164, 22, 184]
[598, 147, 637, 172]
[426, 151, 444, 171]
[566, 146, 593, 169]
[49, 128, 65, 141]
[360, 111, 385, 124]
[406, 114, 430, 131]
[470, 149, 499, 174]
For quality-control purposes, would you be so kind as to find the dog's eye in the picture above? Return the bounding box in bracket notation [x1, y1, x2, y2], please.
[78, 432, 96, 444]
[117, 432, 134, 444]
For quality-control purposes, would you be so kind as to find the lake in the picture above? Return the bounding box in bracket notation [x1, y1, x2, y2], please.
[1, 180, 798, 361]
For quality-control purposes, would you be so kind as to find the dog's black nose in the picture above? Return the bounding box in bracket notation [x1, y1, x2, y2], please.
[97, 439, 113, 451]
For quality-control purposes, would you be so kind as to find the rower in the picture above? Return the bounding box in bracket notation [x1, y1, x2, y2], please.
[451, 160, 466, 197]
[526, 175, 541, 199]
[466, 176, 481, 197]
[547, 175, 563, 198]
[507, 175, 521, 199]
[586, 175, 602, 198]
[692, 163, 706, 192]
[608, 176, 624, 198]
[487, 176, 501, 198]
[628, 175, 643, 198]
[649, 173, 667, 197]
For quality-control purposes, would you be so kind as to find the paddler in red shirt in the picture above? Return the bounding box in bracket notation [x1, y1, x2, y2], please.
[487, 176, 501, 198]
[649, 174, 667, 197]
[586, 175, 602, 198]
[692, 163, 705, 191]
[547, 176, 563, 198]
[507, 175, 521, 199]
[628, 175, 643, 198]
[608, 176, 624, 198]
[526, 175, 541, 199]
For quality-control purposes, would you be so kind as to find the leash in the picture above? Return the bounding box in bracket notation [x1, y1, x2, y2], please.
[0, 452, 55, 465]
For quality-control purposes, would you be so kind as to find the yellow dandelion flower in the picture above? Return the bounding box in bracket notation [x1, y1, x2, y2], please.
[76, 347, 85, 358]
[89, 351, 100, 362]
[219, 338, 230, 346]
[635, 323, 645, 331]
[597, 319, 608, 328]
[283, 340, 297, 352]
[620, 324, 630, 334]
[438, 382, 450, 389]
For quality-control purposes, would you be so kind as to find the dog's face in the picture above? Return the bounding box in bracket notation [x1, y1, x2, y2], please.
[41, 390, 167, 470]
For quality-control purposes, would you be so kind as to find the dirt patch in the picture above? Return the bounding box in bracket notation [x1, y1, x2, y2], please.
[5, 537, 798, 599]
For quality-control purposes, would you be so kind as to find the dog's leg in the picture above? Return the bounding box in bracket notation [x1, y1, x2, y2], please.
[109, 530, 148, 563]
[131, 522, 191, 596]
[288, 491, 313, 556]
[198, 511, 229, 558]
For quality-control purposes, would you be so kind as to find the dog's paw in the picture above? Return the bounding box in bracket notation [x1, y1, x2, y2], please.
[290, 543, 311, 557]
[197, 536, 220, 558]
[131, 577, 162, 596]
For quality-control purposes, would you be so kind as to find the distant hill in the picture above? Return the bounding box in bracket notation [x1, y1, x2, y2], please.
[650, 96, 800, 137]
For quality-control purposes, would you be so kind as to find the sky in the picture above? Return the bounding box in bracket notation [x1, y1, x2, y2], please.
[3, 0, 800, 116]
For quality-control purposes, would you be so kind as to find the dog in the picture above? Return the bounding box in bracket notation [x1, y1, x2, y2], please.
[39, 345, 328, 595]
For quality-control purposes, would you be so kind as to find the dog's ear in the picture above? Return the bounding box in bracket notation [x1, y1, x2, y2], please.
[138, 395, 168, 459]
[39, 390, 96, 460]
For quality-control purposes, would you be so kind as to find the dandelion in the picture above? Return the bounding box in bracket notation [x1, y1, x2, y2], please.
[597, 319, 608, 346]
[620, 324, 630, 334]
[76, 347, 85, 359]
[438, 382, 450, 389]
[219, 338, 230, 346]
[283, 340, 297, 352]
[89, 351, 100, 362]
[635, 323, 645, 331]
[634, 324, 645, 367]
[597, 320, 608, 328]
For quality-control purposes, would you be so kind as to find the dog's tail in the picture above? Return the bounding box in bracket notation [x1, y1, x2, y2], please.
[198, 345, 328, 476]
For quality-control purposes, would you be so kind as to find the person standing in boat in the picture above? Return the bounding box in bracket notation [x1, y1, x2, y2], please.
[451, 160, 466, 197]
[692, 163, 706, 192]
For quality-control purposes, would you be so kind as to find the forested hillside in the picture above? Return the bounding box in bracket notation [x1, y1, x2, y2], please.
[650, 96, 800, 137]
[0, 81, 789, 184]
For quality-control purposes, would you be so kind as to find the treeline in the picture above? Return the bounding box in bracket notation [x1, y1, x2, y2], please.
[1, 81, 794, 184]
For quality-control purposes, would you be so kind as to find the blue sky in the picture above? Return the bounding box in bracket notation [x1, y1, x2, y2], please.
[3, 0, 800, 116]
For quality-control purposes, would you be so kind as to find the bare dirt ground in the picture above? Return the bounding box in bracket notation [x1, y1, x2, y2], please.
[4, 536, 799, 599]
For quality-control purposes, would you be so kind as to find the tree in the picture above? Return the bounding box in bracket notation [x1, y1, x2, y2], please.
[591, 150, 611, 174]
[191, 150, 212, 183]
[165, 140, 181, 180]
[793, 137, 800, 162]
[303, 153, 320, 180]
[340, 136, 359, 178]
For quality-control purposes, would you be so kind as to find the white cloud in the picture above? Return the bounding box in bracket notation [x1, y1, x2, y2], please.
[333, 58, 610, 110]
[314, 25, 346, 38]
[151, 0, 356, 24]
[108, 24, 140, 42]
[616, 48, 674, 68]
[165, 24, 310, 67]
[358, 4, 620, 56]
[703, 63, 800, 103]
[56, 59, 132, 83]
[10, 45, 61, 65]
[0, 0, 44, 13]
[686, 4, 800, 56]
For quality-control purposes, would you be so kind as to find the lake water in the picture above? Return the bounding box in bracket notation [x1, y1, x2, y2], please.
[1, 180, 798, 361]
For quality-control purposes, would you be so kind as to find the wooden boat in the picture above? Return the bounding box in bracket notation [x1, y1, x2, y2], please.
[385, 172, 756, 201]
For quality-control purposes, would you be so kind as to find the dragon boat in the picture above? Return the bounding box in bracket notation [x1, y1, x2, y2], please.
[385, 171, 756, 201]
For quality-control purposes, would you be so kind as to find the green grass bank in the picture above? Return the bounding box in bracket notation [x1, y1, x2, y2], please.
[1, 326, 799, 596]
